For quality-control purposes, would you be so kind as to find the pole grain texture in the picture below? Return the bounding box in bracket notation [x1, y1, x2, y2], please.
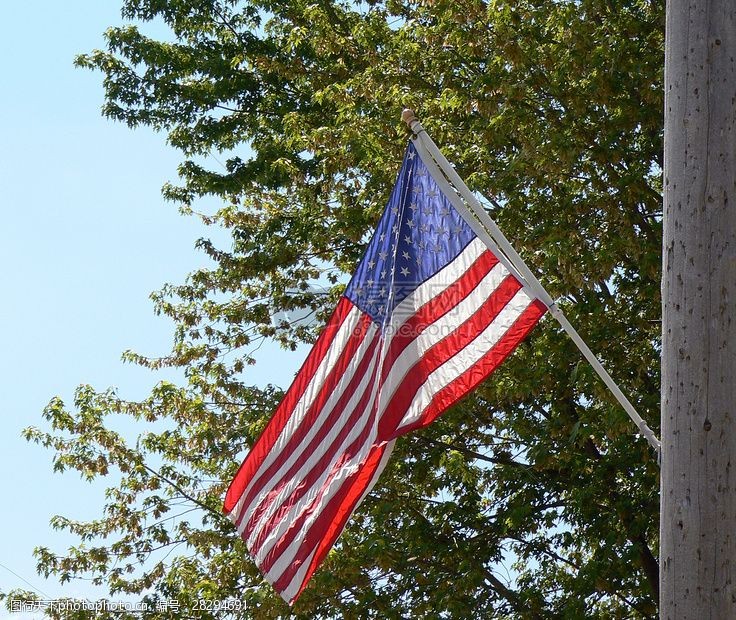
[661, 0, 736, 617]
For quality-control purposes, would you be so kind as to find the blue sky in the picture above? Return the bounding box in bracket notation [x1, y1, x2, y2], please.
[0, 3, 303, 614]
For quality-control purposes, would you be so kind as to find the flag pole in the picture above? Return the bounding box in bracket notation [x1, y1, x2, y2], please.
[402, 109, 661, 456]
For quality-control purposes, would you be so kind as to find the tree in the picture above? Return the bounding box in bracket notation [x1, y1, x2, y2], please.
[21, 0, 664, 617]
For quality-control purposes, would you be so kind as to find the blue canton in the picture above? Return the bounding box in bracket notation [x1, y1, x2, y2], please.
[344, 142, 476, 327]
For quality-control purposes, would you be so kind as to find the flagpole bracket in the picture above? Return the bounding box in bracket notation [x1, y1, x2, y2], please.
[546, 301, 562, 317]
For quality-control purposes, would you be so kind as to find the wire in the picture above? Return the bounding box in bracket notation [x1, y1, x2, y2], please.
[0, 560, 50, 599]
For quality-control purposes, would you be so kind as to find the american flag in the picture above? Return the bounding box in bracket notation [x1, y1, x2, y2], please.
[223, 142, 546, 603]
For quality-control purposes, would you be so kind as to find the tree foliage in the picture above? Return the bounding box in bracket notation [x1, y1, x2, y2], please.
[22, 0, 663, 617]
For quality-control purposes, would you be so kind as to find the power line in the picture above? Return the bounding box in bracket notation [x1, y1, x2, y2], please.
[0, 561, 50, 599]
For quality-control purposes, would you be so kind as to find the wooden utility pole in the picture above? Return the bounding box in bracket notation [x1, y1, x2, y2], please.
[660, 0, 736, 617]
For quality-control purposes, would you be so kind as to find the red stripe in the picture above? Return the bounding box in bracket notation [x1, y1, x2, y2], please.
[232, 306, 373, 529]
[377, 274, 523, 439]
[260, 380, 376, 572]
[245, 331, 382, 551]
[274, 442, 389, 598]
[224, 297, 358, 513]
[380, 249, 498, 385]
[394, 299, 546, 437]
[257, 371, 383, 572]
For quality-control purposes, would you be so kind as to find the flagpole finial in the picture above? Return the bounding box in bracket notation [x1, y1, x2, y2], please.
[401, 108, 417, 127]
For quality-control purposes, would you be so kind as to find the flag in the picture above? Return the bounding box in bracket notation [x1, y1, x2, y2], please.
[223, 141, 547, 603]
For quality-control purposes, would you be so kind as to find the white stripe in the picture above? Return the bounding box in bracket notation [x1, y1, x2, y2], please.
[250, 349, 386, 564]
[396, 288, 534, 432]
[264, 432, 382, 582]
[231, 305, 364, 514]
[259, 324, 408, 572]
[377, 262, 509, 414]
[277, 438, 397, 603]
[277, 545, 319, 604]
[228, 493, 247, 529]
[243, 324, 382, 546]
[389, 237, 486, 329]
[350, 438, 396, 513]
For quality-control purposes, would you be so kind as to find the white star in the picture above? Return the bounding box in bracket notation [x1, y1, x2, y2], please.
[404, 235, 413, 245]
[379, 233, 385, 242]
[439, 206, 450, 217]
[367, 279, 374, 286]
[392, 225, 399, 234]
[415, 255, 422, 264]
[391, 206, 399, 215]
[418, 240, 426, 250]
[367, 260, 376, 269]
[381, 270, 387, 278]
[408, 151, 415, 160]
[379, 287, 386, 296]
[427, 188, 438, 198]
[453, 224, 464, 234]
[400, 266, 410, 276]
[436, 225, 448, 236]
[402, 251, 410, 260]
[409, 202, 419, 212]
[422, 205, 433, 216]
[407, 219, 415, 229]
[419, 223, 429, 233]
[432, 242, 443, 253]
[412, 185, 422, 195]
[378, 251, 388, 260]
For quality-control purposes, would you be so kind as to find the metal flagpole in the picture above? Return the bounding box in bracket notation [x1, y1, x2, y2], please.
[402, 109, 661, 455]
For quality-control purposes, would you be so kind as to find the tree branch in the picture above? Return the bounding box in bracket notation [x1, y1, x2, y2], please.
[138, 462, 229, 527]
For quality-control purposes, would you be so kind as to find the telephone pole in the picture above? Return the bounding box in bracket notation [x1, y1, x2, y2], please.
[660, 0, 736, 617]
